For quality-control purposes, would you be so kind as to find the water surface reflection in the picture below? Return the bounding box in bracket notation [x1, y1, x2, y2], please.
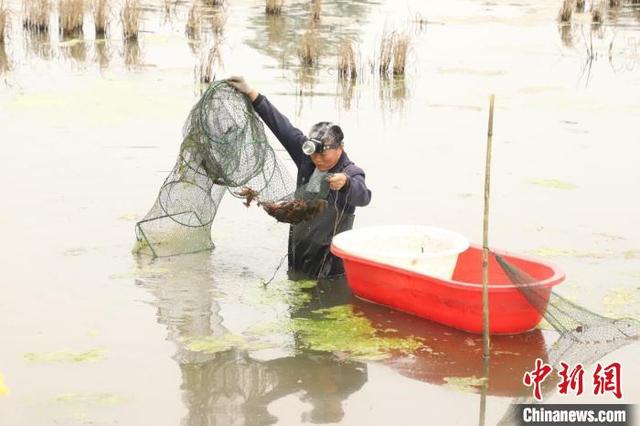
[134, 251, 559, 424]
[136, 254, 367, 425]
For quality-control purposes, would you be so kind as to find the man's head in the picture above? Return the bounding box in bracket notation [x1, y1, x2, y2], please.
[307, 122, 344, 171]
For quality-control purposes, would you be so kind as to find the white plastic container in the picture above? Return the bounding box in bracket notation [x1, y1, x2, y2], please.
[332, 225, 469, 279]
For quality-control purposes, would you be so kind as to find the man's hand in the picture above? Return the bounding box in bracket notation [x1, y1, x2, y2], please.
[228, 76, 258, 102]
[327, 173, 349, 191]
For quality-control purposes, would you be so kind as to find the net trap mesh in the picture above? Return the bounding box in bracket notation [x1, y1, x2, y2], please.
[496, 255, 640, 425]
[133, 81, 326, 257]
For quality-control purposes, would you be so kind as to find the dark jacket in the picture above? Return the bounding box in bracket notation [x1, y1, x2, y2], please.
[252, 94, 371, 279]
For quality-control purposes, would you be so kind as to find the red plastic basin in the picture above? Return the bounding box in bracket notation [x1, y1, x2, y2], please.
[331, 243, 565, 334]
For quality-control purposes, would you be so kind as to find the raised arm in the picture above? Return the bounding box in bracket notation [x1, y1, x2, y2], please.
[227, 76, 306, 168]
[251, 95, 307, 167]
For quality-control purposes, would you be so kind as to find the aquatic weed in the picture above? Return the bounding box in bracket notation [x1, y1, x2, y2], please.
[291, 305, 423, 361]
[602, 288, 638, 317]
[23, 0, 50, 32]
[93, 0, 109, 37]
[183, 334, 246, 354]
[0, 373, 8, 395]
[529, 178, 577, 189]
[311, 0, 320, 21]
[55, 392, 123, 407]
[59, 0, 85, 37]
[443, 376, 487, 393]
[338, 39, 357, 80]
[298, 29, 319, 67]
[250, 278, 316, 309]
[0, 0, 9, 44]
[591, 2, 604, 24]
[265, 0, 283, 15]
[24, 348, 105, 363]
[393, 33, 410, 76]
[185, 3, 200, 40]
[559, 0, 573, 23]
[121, 0, 140, 41]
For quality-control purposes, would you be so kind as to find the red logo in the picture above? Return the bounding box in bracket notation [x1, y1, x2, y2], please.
[523, 360, 622, 401]
[557, 362, 585, 396]
[593, 362, 622, 399]
[523, 358, 553, 401]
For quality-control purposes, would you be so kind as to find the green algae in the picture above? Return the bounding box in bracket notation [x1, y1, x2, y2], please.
[532, 247, 579, 257]
[24, 349, 105, 363]
[531, 247, 610, 259]
[0, 373, 8, 396]
[245, 305, 424, 361]
[118, 213, 139, 222]
[181, 334, 277, 354]
[54, 393, 123, 407]
[63, 247, 87, 256]
[293, 280, 318, 289]
[249, 279, 317, 310]
[536, 318, 555, 331]
[443, 376, 487, 393]
[602, 288, 638, 317]
[292, 305, 423, 361]
[529, 179, 578, 190]
[183, 334, 247, 354]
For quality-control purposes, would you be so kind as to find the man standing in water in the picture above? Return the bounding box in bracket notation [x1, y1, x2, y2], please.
[228, 76, 372, 280]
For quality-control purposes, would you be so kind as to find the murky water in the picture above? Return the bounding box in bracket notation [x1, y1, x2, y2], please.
[1, 0, 640, 424]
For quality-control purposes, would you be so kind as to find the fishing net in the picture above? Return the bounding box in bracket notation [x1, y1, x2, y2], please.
[495, 255, 640, 424]
[133, 80, 326, 257]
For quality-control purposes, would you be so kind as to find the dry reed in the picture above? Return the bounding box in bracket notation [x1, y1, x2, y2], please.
[0, 42, 8, 73]
[204, 0, 224, 6]
[338, 76, 356, 110]
[559, 24, 573, 47]
[379, 77, 407, 112]
[63, 38, 86, 61]
[576, 0, 585, 11]
[414, 12, 428, 32]
[124, 38, 141, 69]
[197, 42, 223, 83]
[591, 2, 604, 23]
[25, 28, 52, 58]
[559, 0, 573, 22]
[210, 9, 225, 35]
[392, 33, 409, 76]
[378, 31, 410, 77]
[185, 3, 200, 39]
[93, 0, 109, 36]
[337, 39, 357, 80]
[23, 0, 50, 32]
[609, 0, 621, 7]
[59, 0, 85, 37]
[121, 0, 140, 41]
[0, 0, 9, 43]
[95, 39, 109, 68]
[311, 0, 320, 21]
[297, 30, 318, 66]
[378, 31, 394, 76]
[265, 0, 283, 15]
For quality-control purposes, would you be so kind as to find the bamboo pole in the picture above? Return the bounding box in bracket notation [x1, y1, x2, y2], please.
[483, 95, 494, 358]
[478, 94, 495, 426]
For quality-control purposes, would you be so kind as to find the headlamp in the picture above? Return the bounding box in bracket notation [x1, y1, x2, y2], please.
[302, 138, 340, 156]
[302, 138, 323, 155]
